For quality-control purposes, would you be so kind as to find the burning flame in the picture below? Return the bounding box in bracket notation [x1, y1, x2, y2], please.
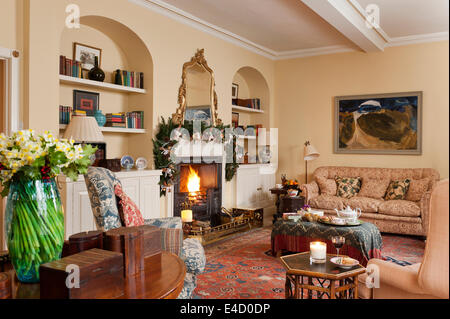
[187, 166, 200, 194]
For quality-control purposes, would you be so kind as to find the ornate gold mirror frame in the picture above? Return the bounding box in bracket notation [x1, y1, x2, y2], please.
[172, 49, 222, 126]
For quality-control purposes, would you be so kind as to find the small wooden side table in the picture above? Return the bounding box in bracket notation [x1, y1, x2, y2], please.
[269, 187, 305, 223]
[280, 252, 365, 299]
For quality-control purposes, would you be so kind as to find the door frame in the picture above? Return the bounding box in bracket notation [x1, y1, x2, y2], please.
[0, 46, 20, 250]
[0, 46, 20, 134]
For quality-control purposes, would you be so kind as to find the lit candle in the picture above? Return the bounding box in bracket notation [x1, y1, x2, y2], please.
[181, 209, 193, 223]
[310, 241, 327, 263]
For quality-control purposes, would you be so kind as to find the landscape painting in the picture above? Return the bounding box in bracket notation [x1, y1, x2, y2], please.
[335, 92, 422, 154]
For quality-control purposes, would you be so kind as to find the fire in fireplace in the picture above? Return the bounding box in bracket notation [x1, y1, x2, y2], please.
[174, 160, 222, 226]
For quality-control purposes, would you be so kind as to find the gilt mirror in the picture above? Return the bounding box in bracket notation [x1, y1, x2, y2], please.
[173, 49, 222, 126]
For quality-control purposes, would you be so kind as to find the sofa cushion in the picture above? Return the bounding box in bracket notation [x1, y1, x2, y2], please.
[406, 178, 429, 202]
[114, 184, 145, 227]
[358, 178, 390, 199]
[335, 176, 362, 199]
[378, 200, 421, 217]
[316, 177, 337, 196]
[347, 196, 383, 213]
[385, 179, 411, 200]
[310, 194, 345, 210]
[84, 167, 122, 231]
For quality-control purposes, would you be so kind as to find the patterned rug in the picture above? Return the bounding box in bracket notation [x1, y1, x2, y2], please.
[194, 227, 425, 299]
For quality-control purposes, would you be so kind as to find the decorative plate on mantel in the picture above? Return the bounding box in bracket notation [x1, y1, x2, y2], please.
[121, 155, 134, 170]
[135, 157, 148, 170]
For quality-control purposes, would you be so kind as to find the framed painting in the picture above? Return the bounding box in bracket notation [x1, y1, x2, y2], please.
[232, 83, 239, 99]
[185, 105, 212, 126]
[73, 42, 102, 71]
[334, 91, 422, 155]
[73, 90, 99, 116]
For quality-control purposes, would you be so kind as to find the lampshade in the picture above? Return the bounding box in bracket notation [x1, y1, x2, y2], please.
[63, 115, 104, 143]
[304, 142, 320, 161]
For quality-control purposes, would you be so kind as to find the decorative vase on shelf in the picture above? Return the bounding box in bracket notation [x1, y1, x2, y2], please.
[88, 56, 105, 82]
[94, 110, 106, 127]
[5, 179, 64, 283]
[114, 69, 122, 85]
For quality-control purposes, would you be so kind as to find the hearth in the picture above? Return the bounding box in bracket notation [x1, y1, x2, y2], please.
[173, 158, 222, 227]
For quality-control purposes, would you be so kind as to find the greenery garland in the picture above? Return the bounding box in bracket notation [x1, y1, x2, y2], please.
[153, 117, 240, 196]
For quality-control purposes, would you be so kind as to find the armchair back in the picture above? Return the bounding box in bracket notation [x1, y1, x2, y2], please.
[418, 179, 449, 298]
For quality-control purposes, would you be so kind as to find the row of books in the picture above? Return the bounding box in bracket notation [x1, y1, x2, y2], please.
[113, 70, 144, 89]
[59, 107, 88, 124]
[59, 106, 73, 124]
[105, 111, 144, 129]
[59, 56, 83, 78]
[232, 98, 261, 110]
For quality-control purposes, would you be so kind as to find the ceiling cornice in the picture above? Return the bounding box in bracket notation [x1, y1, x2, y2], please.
[129, 0, 449, 61]
[386, 32, 449, 47]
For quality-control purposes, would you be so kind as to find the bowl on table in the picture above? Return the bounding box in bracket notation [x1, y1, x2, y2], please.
[287, 189, 298, 197]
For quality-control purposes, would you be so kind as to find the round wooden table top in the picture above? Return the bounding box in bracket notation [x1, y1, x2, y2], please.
[6, 251, 186, 299]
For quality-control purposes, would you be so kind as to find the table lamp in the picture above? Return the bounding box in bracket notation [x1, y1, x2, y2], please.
[304, 141, 320, 184]
[63, 114, 104, 143]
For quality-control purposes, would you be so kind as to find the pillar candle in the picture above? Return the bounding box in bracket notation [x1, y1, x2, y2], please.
[181, 210, 193, 223]
[310, 241, 326, 260]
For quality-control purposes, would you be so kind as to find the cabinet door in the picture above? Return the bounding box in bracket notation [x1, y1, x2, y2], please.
[236, 167, 260, 207]
[120, 178, 140, 208]
[71, 183, 96, 238]
[139, 176, 161, 220]
[261, 172, 275, 205]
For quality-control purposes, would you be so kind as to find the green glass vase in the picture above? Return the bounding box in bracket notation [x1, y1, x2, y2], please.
[5, 178, 65, 283]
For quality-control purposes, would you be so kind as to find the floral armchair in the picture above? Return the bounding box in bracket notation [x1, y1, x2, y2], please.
[84, 167, 205, 299]
[145, 217, 205, 299]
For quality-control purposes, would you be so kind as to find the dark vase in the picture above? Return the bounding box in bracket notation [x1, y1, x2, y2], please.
[88, 56, 105, 82]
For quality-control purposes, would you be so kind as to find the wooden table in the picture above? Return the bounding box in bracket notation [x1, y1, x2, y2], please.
[280, 252, 365, 299]
[5, 251, 185, 299]
[269, 188, 305, 223]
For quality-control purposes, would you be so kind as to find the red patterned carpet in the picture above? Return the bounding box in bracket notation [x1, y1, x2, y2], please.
[194, 227, 425, 299]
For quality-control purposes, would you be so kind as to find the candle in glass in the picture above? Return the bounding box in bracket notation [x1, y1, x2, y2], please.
[181, 210, 193, 223]
[310, 241, 327, 263]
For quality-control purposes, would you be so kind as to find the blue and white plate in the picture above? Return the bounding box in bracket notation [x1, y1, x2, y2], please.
[135, 157, 148, 170]
[121, 155, 134, 170]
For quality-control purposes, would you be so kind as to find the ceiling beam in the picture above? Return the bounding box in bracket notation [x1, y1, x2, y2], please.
[301, 0, 387, 52]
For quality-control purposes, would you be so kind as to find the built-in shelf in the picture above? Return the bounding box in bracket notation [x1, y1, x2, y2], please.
[232, 105, 264, 114]
[59, 124, 146, 134]
[59, 75, 147, 94]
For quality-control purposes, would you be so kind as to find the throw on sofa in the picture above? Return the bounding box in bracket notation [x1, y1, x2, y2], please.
[84, 167, 205, 299]
[300, 166, 440, 236]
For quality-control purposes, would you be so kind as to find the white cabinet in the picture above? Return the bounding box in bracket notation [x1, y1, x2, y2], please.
[57, 169, 162, 239]
[235, 164, 275, 208]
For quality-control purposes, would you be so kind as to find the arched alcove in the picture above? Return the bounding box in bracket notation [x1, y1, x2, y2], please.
[59, 15, 154, 161]
[232, 66, 270, 129]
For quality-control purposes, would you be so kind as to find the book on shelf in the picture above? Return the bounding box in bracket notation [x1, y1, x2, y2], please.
[113, 69, 144, 89]
[105, 111, 145, 129]
[233, 98, 261, 110]
[60, 55, 83, 79]
[59, 106, 72, 125]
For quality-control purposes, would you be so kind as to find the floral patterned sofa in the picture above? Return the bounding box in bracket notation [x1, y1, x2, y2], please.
[84, 167, 205, 299]
[300, 166, 440, 236]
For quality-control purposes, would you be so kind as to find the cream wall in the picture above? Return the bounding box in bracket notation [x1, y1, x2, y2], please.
[275, 41, 449, 182]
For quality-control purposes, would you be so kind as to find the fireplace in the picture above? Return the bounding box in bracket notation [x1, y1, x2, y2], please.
[173, 158, 222, 226]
